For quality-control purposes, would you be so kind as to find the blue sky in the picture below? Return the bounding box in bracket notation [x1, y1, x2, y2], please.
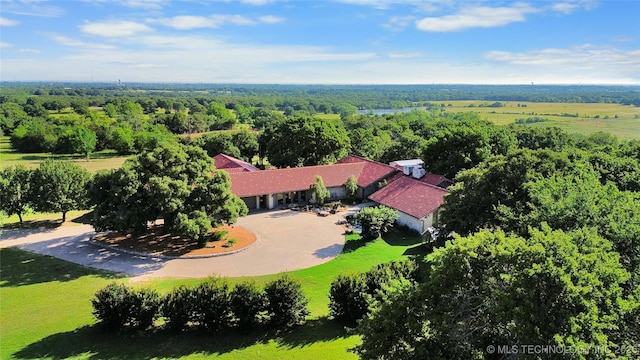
[1, 0, 638, 84]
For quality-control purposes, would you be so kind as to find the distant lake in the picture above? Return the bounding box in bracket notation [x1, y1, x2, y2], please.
[357, 107, 428, 115]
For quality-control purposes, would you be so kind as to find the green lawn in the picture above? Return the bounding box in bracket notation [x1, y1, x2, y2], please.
[1, 210, 92, 229]
[0, 231, 427, 359]
[0, 136, 129, 173]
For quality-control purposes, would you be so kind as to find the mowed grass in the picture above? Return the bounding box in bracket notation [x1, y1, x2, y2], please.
[439, 101, 640, 140]
[2, 210, 92, 229]
[0, 136, 129, 173]
[1, 231, 427, 359]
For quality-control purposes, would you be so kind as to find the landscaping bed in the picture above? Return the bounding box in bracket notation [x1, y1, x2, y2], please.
[93, 224, 256, 257]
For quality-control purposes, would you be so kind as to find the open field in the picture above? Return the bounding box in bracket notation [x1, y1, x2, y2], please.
[439, 101, 640, 140]
[0, 231, 425, 359]
[0, 136, 129, 172]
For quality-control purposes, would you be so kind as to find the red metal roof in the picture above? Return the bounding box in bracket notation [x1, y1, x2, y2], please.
[386, 171, 453, 189]
[335, 155, 398, 187]
[229, 163, 367, 197]
[213, 153, 260, 172]
[223, 154, 397, 198]
[368, 176, 449, 219]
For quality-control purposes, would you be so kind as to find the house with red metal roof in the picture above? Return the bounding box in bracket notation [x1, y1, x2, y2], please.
[226, 156, 398, 210]
[215, 153, 449, 234]
[369, 176, 449, 235]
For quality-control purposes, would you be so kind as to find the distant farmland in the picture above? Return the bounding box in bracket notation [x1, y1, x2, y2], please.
[438, 101, 640, 140]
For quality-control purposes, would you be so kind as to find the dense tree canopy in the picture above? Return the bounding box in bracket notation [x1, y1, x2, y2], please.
[0, 165, 33, 224]
[31, 160, 91, 222]
[355, 227, 634, 360]
[261, 116, 350, 168]
[89, 143, 247, 242]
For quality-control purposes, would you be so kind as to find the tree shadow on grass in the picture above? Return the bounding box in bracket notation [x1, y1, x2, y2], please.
[71, 211, 94, 225]
[313, 243, 344, 259]
[382, 228, 424, 247]
[341, 237, 370, 253]
[402, 244, 432, 258]
[13, 317, 350, 359]
[0, 248, 119, 287]
[1, 220, 63, 231]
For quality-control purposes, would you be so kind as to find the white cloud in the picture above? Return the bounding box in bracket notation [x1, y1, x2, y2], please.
[416, 3, 538, 32]
[121, 0, 168, 9]
[48, 34, 117, 49]
[82, 0, 169, 10]
[240, 0, 277, 5]
[0, 1, 64, 17]
[80, 20, 153, 37]
[0, 17, 20, 26]
[484, 45, 640, 83]
[485, 45, 639, 66]
[0, 41, 13, 48]
[386, 52, 424, 59]
[383, 15, 415, 31]
[258, 15, 284, 24]
[149, 14, 284, 29]
[335, 0, 429, 10]
[18, 48, 41, 54]
[210, 14, 255, 26]
[150, 15, 221, 30]
[611, 36, 635, 43]
[549, 0, 598, 14]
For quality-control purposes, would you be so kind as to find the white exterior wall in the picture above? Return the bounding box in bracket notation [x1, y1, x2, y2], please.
[396, 210, 434, 235]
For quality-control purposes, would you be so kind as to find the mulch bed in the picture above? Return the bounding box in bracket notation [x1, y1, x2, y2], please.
[93, 224, 256, 257]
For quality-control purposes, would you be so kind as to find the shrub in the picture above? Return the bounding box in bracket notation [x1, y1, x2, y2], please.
[211, 230, 228, 242]
[329, 274, 370, 325]
[328, 260, 419, 325]
[223, 238, 238, 248]
[162, 285, 197, 331]
[354, 206, 398, 240]
[92, 282, 132, 330]
[230, 281, 267, 329]
[194, 277, 232, 332]
[264, 275, 310, 327]
[130, 287, 161, 330]
[364, 260, 418, 300]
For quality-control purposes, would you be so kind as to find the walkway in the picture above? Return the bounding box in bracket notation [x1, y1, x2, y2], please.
[0, 208, 359, 280]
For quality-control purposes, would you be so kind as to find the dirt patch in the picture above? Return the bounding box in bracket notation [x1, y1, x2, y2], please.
[94, 224, 256, 257]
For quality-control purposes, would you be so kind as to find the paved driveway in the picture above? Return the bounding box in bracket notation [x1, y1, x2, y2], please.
[0, 208, 354, 280]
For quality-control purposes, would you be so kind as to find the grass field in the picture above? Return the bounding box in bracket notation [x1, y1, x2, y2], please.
[0, 136, 129, 172]
[0, 231, 426, 359]
[439, 101, 640, 140]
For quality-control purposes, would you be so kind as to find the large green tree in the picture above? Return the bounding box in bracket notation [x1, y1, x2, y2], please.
[355, 227, 634, 360]
[261, 116, 350, 168]
[90, 143, 247, 242]
[0, 165, 33, 224]
[31, 160, 91, 222]
[422, 121, 516, 179]
[440, 149, 579, 236]
[525, 171, 640, 286]
[193, 132, 242, 159]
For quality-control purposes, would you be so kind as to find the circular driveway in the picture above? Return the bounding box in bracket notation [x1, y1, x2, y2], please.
[0, 208, 355, 280]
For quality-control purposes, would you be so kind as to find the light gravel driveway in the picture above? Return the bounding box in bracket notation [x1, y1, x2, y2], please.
[0, 208, 357, 280]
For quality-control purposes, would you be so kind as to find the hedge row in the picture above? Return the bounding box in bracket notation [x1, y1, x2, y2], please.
[328, 259, 419, 325]
[92, 275, 309, 332]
